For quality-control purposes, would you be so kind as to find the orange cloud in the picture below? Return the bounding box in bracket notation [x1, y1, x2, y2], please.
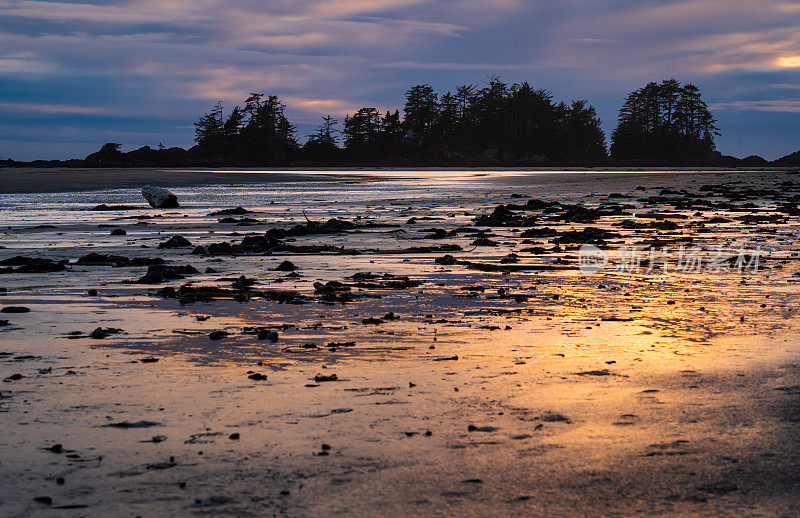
[776, 55, 800, 68]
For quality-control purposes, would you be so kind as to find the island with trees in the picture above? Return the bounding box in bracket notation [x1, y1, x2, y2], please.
[3, 78, 799, 168]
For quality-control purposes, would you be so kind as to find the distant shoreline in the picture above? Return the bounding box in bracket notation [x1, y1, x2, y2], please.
[1, 166, 797, 194]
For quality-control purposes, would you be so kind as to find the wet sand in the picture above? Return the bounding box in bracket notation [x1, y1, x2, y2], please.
[1, 170, 799, 516]
[1, 166, 787, 194]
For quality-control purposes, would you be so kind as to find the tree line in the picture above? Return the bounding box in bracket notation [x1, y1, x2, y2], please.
[15, 77, 799, 168]
[190, 77, 612, 166]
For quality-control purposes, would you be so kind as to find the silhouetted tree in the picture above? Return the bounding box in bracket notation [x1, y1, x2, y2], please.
[194, 102, 225, 159]
[403, 84, 439, 139]
[194, 94, 297, 165]
[303, 115, 341, 163]
[611, 79, 719, 162]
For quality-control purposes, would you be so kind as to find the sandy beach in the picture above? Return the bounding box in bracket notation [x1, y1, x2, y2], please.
[1, 169, 799, 516]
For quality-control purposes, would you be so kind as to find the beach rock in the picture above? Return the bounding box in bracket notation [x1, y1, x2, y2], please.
[158, 235, 192, 249]
[435, 254, 458, 265]
[141, 185, 179, 208]
[76, 253, 164, 267]
[1, 306, 30, 313]
[110, 228, 127, 235]
[314, 373, 338, 382]
[137, 264, 198, 283]
[209, 207, 251, 216]
[274, 260, 297, 272]
[471, 237, 499, 247]
[467, 425, 497, 432]
[0, 256, 68, 274]
[89, 327, 122, 339]
[104, 420, 161, 428]
[257, 330, 279, 342]
[91, 204, 138, 211]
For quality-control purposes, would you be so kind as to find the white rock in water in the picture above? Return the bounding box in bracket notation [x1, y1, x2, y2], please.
[141, 185, 179, 208]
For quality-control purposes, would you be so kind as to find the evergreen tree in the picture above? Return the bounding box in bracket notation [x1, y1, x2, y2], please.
[611, 79, 719, 162]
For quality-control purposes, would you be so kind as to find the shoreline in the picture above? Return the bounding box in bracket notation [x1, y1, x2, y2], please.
[1, 166, 796, 194]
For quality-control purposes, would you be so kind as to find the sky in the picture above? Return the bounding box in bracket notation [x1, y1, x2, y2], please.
[1, 0, 799, 161]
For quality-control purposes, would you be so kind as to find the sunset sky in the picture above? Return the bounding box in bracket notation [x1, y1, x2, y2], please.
[1, 0, 799, 161]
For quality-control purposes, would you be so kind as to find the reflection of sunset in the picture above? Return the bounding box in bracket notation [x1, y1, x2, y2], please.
[2, 149, 800, 517]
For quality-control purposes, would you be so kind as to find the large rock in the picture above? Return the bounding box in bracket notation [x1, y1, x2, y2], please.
[141, 185, 179, 208]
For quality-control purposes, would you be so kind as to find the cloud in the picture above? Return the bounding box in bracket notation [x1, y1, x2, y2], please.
[377, 61, 535, 71]
[0, 101, 107, 114]
[0, 51, 54, 74]
[710, 99, 800, 113]
[0, 0, 798, 160]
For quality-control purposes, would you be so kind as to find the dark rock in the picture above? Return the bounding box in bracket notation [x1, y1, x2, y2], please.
[541, 412, 570, 423]
[90, 204, 137, 211]
[0, 256, 68, 274]
[257, 330, 279, 342]
[208, 207, 251, 216]
[218, 217, 259, 224]
[435, 254, 457, 265]
[471, 237, 499, 247]
[76, 253, 164, 268]
[89, 327, 122, 339]
[158, 235, 192, 249]
[274, 260, 297, 272]
[314, 373, 338, 382]
[266, 218, 356, 239]
[110, 228, 127, 235]
[1, 306, 30, 313]
[104, 420, 162, 428]
[209, 330, 229, 340]
[231, 275, 256, 290]
[475, 204, 537, 227]
[137, 264, 198, 283]
[248, 373, 267, 381]
[552, 227, 619, 245]
[467, 425, 497, 432]
[141, 185, 179, 208]
[520, 227, 559, 238]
